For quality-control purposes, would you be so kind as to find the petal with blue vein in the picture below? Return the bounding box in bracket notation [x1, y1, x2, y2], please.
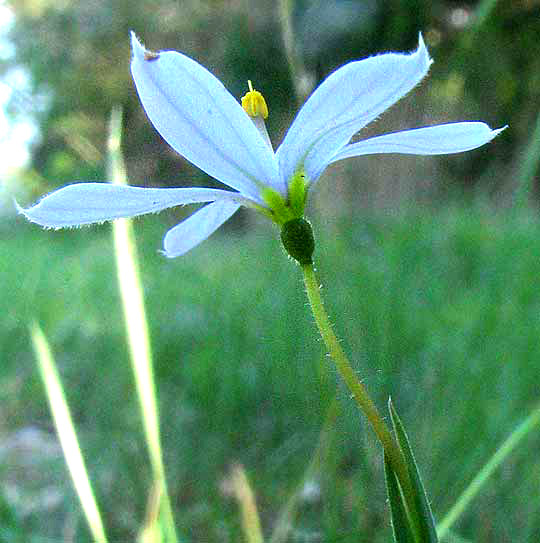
[277, 35, 432, 184]
[17, 183, 246, 228]
[130, 33, 282, 201]
[330, 122, 507, 162]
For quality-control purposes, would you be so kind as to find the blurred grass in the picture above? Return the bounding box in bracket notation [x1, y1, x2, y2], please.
[30, 324, 107, 543]
[2, 203, 540, 542]
[109, 106, 178, 543]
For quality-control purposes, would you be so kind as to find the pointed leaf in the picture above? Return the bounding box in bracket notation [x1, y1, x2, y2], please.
[384, 452, 416, 543]
[389, 399, 438, 543]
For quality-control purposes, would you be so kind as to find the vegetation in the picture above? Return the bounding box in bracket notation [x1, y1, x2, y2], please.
[3, 205, 540, 541]
[2, 1, 540, 541]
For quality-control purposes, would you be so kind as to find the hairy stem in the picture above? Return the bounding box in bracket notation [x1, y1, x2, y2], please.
[301, 263, 415, 505]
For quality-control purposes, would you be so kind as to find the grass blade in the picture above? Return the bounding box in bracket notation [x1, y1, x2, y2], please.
[437, 402, 540, 540]
[107, 107, 178, 543]
[228, 464, 264, 543]
[269, 398, 339, 543]
[278, 0, 313, 105]
[139, 482, 165, 543]
[514, 110, 540, 209]
[30, 323, 108, 543]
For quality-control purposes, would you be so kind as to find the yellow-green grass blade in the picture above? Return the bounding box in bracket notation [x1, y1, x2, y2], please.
[107, 107, 178, 543]
[437, 402, 540, 540]
[138, 482, 165, 543]
[228, 465, 264, 543]
[514, 110, 540, 209]
[454, 0, 501, 50]
[30, 323, 108, 543]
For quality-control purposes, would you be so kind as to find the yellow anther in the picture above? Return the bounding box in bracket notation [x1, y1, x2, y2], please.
[241, 80, 268, 119]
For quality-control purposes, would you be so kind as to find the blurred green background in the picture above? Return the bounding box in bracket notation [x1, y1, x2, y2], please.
[1, 0, 540, 542]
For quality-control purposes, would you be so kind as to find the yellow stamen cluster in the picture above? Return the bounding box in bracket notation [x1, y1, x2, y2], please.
[241, 81, 268, 119]
[239, 81, 308, 225]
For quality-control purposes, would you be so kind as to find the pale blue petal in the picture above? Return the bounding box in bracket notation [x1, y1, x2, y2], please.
[277, 34, 432, 184]
[18, 182, 247, 228]
[162, 199, 240, 258]
[130, 33, 283, 200]
[330, 123, 507, 162]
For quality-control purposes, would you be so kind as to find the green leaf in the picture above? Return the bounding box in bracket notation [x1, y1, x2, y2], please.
[388, 399, 438, 543]
[384, 452, 416, 543]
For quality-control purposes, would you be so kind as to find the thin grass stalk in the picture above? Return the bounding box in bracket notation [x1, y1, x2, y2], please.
[269, 398, 339, 543]
[467, 0, 500, 35]
[107, 108, 178, 543]
[453, 0, 500, 53]
[229, 465, 264, 543]
[277, 0, 313, 105]
[139, 482, 164, 543]
[441, 531, 473, 543]
[31, 324, 108, 543]
[514, 110, 540, 209]
[437, 403, 540, 540]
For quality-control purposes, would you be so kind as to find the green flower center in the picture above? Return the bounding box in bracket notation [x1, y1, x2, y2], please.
[257, 169, 309, 225]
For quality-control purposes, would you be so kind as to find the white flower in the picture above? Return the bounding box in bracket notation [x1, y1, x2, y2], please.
[19, 32, 505, 258]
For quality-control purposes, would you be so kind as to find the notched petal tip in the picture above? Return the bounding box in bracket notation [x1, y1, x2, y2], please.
[329, 121, 507, 162]
[278, 29, 436, 184]
[417, 32, 427, 54]
[414, 32, 433, 72]
[14, 198, 25, 216]
[129, 34, 280, 199]
[130, 31, 142, 52]
[130, 31, 161, 61]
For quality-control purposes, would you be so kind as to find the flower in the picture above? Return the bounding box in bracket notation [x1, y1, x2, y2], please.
[19, 33, 505, 258]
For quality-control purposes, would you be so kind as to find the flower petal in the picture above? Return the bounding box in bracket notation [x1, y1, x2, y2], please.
[162, 199, 240, 258]
[277, 35, 432, 184]
[330, 122, 507, 162]
[130, 33, 282, 200]
[17, 182, 246, 228]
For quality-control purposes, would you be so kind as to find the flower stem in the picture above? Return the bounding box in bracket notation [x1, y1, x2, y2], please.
[301, 263, 414, 501]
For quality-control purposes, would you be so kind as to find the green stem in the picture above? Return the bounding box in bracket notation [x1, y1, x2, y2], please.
[301, 263, 415, 505]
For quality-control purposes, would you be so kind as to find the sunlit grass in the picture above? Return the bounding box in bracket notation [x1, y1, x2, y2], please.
[108, 108, 177, 542]
[30, 324, 108, 543]
[226, 464, 264, 543]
